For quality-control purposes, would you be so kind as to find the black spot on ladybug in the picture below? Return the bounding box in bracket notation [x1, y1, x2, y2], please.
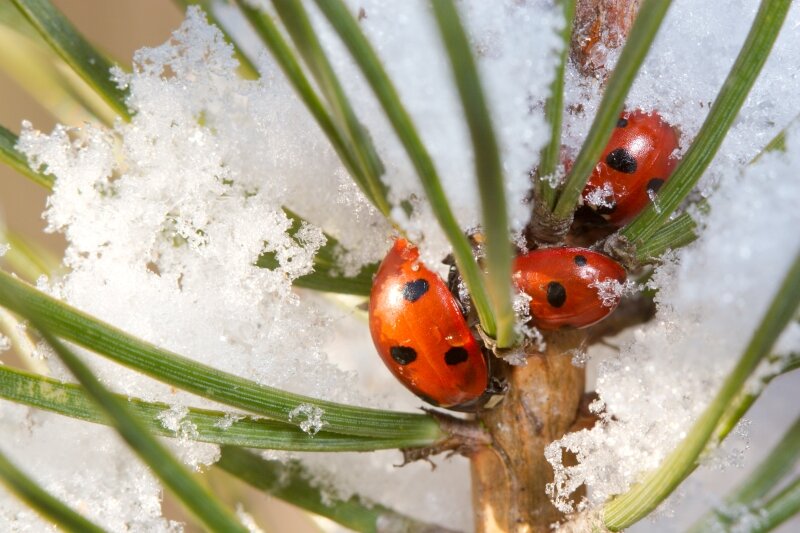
[646, 178, 665, 196]
[547, 281, 567, 308]
[391, 346, 417, 365]
[616, 117, 628, 128]
[606, 148, 638, 174]
[402, 279, 429, 302]
[444, 346, 469, 366]
[574, 255, 587, 266]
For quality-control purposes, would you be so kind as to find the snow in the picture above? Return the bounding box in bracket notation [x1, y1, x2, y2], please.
[288, 404, 327, 436]
[0, 404, 180, 532]
[1, 0, 799, 531]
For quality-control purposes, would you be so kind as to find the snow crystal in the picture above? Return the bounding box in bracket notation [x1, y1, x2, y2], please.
[589, 278, 636, 308]
[214, 412, 245, 430]
[569, 348, 589, 368]
[288, 403, 327, 436]
[583, 182, 616, 211]
[699, 504, 769, 533]
[157, 405, 195, 438]
[503, 290, 546, 365]
[157, 404, 219, 471]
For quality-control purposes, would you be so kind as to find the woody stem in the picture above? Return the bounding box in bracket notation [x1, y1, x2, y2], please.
[471, 331, 587, 532]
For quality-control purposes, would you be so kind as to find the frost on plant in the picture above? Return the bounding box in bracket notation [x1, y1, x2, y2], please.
[288, 403, 327, 436]
[214, 412, 246, 430]
[156, 405, 219, 471]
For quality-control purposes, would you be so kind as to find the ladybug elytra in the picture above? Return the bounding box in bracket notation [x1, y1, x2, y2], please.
[582, 109, 680, 225]
[368, 239, 490, 410]
[513, 247, 626, 330]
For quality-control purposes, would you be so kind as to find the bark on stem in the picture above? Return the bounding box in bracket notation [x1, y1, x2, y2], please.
[471, 331, 586, 532]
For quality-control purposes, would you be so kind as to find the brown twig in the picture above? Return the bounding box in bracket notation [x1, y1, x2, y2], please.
[471, 331, 587, 532]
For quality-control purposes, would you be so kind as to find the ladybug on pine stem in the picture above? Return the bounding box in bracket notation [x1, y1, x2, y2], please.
[513, 247, 627, 330]
[582, 109, 680, 225]
[368, 238, 628, 411]
[368, 238, 502, 411]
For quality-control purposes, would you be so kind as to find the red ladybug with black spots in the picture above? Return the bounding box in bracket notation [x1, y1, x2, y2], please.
[513, 247, 626, 329]
[582, 109, 680, 225]
[368, 238, 490, 410]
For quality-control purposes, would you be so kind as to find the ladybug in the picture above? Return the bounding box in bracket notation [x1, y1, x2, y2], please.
[513, 247, 626, 329]
[582, 109, 680, 226]
[369, 239, 490, 410]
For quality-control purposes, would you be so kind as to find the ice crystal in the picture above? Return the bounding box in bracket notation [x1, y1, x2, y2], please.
[288, 403, 327, 436]
[214, 412, 246, 430]
[583, 182, 616, 210]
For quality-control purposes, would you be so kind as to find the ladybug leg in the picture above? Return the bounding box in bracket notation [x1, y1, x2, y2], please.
[486, 376, 508, 396]
[397, 410, 493, 463]
[480, 377, 508, 410]
[444, 255, 472, 317]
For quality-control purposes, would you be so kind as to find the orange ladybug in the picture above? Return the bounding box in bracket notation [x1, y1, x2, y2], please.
[582, 109, 680, 225]
[368, 239, 489, 409]
[513, 247, 626, 329]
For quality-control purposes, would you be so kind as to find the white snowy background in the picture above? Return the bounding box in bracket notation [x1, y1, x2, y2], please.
[0, 0, 799, 531]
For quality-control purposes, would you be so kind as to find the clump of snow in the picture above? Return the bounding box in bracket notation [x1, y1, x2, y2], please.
[0, 333, 10, 353]
[288, 403, 327, 436]
[503, 290, 546, 365]
[0, 243, 8, 257]
[569, 347, 589, 368]
[214, 412, 245, 430]
[583, 182, 616, 210]
[157, 405, 196, 440]
[548, 124, 800, 512]
[157, 405, 220, 470]
[590, 278, 636, 308]
[302, 0, 564, 264]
